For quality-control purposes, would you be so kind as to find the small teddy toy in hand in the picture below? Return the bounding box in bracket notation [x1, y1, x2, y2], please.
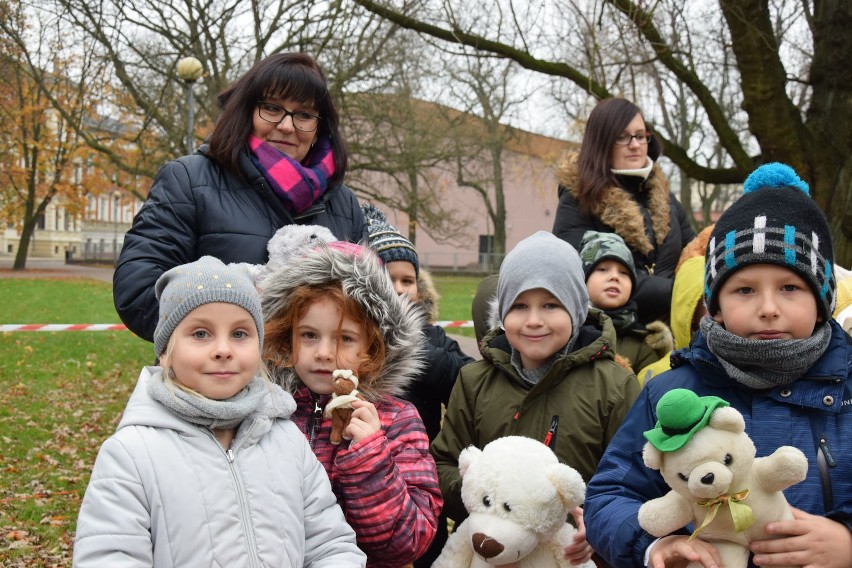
[639, 388, 808, 568]
[324, 370, 365, 445]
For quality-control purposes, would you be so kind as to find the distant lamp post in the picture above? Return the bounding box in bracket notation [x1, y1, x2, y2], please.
[112, 191, 121, 265]
[176, 56, 203, 154]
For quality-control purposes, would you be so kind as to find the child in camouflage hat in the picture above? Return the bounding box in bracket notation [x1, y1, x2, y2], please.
[580, 230, 672, 374]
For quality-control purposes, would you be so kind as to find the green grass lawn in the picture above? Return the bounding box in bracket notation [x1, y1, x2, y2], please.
[0, 273, 482, 565]
[431, 273, 484, 338]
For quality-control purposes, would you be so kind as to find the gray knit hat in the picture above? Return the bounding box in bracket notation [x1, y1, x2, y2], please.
[579, 230, 637, 286]
[154, 256, 264, 356]
[362, 204, 419, 277]
[498, 232, 589, 344]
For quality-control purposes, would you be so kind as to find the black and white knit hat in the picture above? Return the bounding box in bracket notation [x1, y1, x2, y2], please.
[154, 256, 264, 356]
[361, 203, 419, 277]
[704, 162, 835, 320]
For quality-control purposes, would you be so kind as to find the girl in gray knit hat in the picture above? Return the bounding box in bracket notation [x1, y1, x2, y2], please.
[430, 231, 640, 566]
[74, 256, 365, 567]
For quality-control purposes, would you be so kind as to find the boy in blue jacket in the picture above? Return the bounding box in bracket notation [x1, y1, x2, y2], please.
[584, 163, 852, 568]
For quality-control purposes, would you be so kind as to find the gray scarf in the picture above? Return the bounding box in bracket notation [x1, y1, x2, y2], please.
[147, 371, 275, 430]
[699, 316, 831, 389]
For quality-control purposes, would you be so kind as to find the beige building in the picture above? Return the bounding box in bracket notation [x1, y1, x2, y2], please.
[363, 127, 573, 271]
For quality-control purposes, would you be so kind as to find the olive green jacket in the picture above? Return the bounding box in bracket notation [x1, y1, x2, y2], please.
[430, 310, 640, 522]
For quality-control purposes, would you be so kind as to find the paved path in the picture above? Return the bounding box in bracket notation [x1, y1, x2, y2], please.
[0, 257, 481, 359]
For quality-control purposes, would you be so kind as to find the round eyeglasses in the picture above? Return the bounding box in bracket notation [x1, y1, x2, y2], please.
[256, 102, 321, 132]
[614, 131, 652, 145]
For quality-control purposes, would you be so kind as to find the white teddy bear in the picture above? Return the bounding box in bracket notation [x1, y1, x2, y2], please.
[243, 224, 336, 288]
[433, 436, 595, 568]
[639, 388, 808, 568]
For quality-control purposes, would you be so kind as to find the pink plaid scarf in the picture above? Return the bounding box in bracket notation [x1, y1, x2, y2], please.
[248, 135, 336, 215]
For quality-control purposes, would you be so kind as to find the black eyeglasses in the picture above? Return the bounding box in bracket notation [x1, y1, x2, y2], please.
[614, 131, 652, 145]
[256, 102, 321, 132]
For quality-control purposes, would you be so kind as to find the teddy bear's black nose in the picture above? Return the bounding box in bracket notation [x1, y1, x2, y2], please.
[471, 533, 504, 559]
[701, 472, 715, 485]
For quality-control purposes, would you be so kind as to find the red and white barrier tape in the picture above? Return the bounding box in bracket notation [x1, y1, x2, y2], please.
[2, 321, 474, 332]
[434, 321, 474, 328]
[1, 324, 128, 332]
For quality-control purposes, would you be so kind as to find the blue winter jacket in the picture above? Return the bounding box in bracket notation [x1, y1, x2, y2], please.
[585, 320, 852, 567]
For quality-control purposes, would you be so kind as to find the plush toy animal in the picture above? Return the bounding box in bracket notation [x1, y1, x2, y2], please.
[639, 388, 808, 568]
[433, 436, 595, 568]
[246, 224, 337, 288]
[324, 370, 364, 445]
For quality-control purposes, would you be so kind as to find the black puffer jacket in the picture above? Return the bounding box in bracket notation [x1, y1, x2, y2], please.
[114, 145, 367, 342]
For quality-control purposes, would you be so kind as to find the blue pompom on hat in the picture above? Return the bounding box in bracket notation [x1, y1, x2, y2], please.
[704, 162, 835, 319]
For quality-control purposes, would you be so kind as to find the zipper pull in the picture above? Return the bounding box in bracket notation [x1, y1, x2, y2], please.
[819, 437, 837, 467]
[227, 449, 235, 463]
[544, 415, 559, 450]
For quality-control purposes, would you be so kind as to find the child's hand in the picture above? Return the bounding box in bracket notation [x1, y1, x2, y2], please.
[563, 506, 594, 565]
[648, 535, 723, 568]
[751, 507, 852, 567]
[346, 399, 381, 444]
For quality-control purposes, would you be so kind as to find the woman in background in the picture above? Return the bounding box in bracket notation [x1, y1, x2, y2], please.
[552, 97, 694, 324]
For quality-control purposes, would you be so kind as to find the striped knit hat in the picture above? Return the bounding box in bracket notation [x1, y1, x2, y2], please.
[361, 203, 419, 277]
[704, 162, 835, 320]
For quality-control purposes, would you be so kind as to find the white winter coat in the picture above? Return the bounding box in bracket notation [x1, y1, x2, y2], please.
[73, 367, 366, 567]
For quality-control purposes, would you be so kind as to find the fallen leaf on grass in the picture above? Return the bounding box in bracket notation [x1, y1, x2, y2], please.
[39, 515, 68, 526]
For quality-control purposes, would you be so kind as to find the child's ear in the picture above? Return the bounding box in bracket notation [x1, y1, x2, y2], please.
[712, 312, 725, 324]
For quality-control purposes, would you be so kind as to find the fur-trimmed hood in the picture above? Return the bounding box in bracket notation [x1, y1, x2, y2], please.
[260, 244, 426, 401]
[556, 151, 671, 256]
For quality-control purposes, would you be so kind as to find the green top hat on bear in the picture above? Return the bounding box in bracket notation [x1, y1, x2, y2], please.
[644, 389, 730, 453]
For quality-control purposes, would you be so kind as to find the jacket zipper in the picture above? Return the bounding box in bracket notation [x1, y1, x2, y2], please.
[307, 394, 323, 445]
[817, 435, 836, 512]
[205, 429, 261, 568]
[543, 415, 559, 450]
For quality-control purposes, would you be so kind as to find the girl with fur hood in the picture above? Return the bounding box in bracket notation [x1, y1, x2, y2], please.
[260, 238, 442, 568]
[74, 257, 364, 567]
[552, 97, 695, 324]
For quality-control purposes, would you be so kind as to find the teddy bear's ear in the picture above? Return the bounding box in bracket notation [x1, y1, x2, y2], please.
[643, 441, 663, 470]
[546, 463, 586, 510]
[458, 446, 482, 478]
[708, 406, 745, 433]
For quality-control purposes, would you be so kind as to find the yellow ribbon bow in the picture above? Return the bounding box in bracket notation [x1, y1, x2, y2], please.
[689, 488, 755, 540]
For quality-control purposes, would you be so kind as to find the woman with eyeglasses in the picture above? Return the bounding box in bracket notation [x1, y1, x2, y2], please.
[552, 97, 695, 324]
[114, 53, 366, 343]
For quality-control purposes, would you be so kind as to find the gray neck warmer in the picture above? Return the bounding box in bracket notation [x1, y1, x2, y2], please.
[510, 343, 571, 385]
[147, 372, 277, 431]
[699, 316, 831, 389]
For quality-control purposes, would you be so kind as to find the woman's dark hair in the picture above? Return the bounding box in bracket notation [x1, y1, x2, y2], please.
[575, 97, 662, 215]
[206, 53, 347, 186]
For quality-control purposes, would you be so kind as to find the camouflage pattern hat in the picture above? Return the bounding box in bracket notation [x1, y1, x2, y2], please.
[579, 230, 636, 286]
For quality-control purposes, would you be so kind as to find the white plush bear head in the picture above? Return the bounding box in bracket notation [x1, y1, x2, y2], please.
[248, 224, 337, 287]
[457, 436, 586, 564]
[643, 400, 755, 501]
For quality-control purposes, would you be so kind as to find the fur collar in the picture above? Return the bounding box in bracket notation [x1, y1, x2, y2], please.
[556, 151, 672, 256]
[260, 245, 426, 401]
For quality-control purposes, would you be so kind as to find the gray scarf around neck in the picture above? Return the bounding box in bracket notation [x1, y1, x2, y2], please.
[699, 316, 831, 389]
[147, 371, 275, 430]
